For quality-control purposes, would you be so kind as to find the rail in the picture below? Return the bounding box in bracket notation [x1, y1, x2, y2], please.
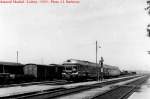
[91, 75, 149, 99]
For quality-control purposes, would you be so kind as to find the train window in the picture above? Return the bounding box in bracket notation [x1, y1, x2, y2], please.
[65, 66, 72, 70]
[73, 66, 77, 69]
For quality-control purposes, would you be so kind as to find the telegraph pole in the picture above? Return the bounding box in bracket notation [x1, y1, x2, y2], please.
[96, 41, 97, 64]
[96, 41, 99, 81]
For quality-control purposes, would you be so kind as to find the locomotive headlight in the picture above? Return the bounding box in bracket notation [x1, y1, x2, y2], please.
[62, 73, 66, 75]
[72, 72, 78, 75]
[10, 74, 15, 79]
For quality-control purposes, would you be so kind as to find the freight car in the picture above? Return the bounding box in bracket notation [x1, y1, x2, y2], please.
[62, 59, 121, 81]
[0, 62, 25, 84]
[50, 64, 63, 79]
[121, 70, 136, 76]
[24, 64, 63, 81]
[0, 62, 24, 75]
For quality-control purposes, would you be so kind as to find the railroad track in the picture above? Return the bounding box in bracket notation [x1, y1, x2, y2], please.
[0, 75, 135, 88]
[2, 75, 141, 99]
[91, 75, 149, 99]
[0, 80, 68, 88]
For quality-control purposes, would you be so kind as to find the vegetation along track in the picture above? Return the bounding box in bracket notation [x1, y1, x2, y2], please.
[91, 75, 149, 99]
[2, 75, 141, 99]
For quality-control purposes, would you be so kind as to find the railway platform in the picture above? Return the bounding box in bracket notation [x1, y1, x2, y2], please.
[128, 76, 150, 99]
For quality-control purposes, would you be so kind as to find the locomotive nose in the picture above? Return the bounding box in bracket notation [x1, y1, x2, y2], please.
[62, 72, 71, 80]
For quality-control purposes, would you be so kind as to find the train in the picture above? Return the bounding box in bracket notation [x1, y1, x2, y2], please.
[62, 59, 121, 81]
[0, 59, 136, 84]
[0, 62, 63, 84]
[121, 70, 136, 75]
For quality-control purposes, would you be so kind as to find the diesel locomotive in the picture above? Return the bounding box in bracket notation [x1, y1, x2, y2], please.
[62, 59, 121, 81]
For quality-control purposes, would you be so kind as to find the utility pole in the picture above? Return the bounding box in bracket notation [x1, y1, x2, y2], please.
[17, 51, 18, 64]
[96, 41, 97, 64]
[96, 41, 99, 81]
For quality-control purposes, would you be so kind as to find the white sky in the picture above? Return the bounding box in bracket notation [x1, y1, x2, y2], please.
[0, 0, 150, 71]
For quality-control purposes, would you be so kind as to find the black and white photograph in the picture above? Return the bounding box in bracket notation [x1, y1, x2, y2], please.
[0, 0, 150, 99]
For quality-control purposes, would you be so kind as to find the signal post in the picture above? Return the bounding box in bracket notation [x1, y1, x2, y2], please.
[100, 57, 104, 81]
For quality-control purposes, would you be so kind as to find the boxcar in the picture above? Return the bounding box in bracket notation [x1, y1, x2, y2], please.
[24, 64, 63, 81]
[50, 64, 63, 79]
[0, 62, 24, 74]
[0, 62, 24, 84]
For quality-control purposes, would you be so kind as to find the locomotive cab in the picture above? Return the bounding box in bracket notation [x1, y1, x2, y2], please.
[62, 65, 78, 80]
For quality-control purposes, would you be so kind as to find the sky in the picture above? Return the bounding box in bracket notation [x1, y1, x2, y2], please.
[0, 0, 150, 71]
